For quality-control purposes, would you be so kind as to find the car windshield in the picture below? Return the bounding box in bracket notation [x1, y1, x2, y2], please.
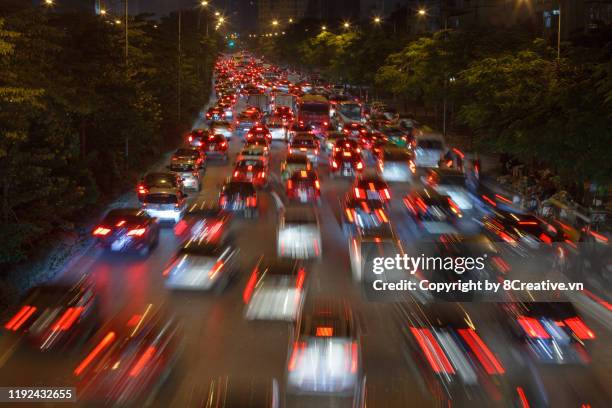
[145, 193, 178, 204]
[237, 160, 263, 168]
[292, 139, 316, 147]
[170, 163, 196, 172]
[383, 150, 411, 161]
[175, 149, 198, 157]
[144, 174, 176, 187]
[301, 103, 328, 114]
[286, 155, 307, 164]
[339, 104, 361, 117]
[439, 175, 467, 186]
[418, 139, 444, 150]
[224, 183, 255, 195]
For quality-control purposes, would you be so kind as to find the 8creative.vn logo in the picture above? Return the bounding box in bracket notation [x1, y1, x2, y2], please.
[372, 254, 487, 275]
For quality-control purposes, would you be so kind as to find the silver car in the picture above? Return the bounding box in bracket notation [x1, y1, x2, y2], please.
[142, 187, 187, 223]
[209, 120, 234, 140]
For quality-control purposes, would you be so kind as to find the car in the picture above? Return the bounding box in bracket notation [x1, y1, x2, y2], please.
[377, 146, 416, 182]
[349, 224, 403, 282]
[286, 301, 362, 397]
[380, 124, 412, 148]
[414, 132, 446, 168]
[141, 188, 187, 223]
[206, 105, 225, 120]
[333, 137, 362, 155]
[74, 306, 182, 406]
[232, 158, 268, 188]
[245, 124, 272, 144]
[341, 194, 389, 237]
[286, 170, 321, 205]
[218, 102, 234, 119]
[329, 150, 364, 178]
[137, 172, 183, 202]
[287, 121, 313, 142]
[201, 133, 229, 161]
[218, 180, 258, 218]
[2, 278, 99, 354]
[265, 117, 287, 141]
[236, 143, 270, 166]
[280, 153, 311, 182]
[403, 188, 461, 234]
[272, 105, 294, 124]
[175, 200, 232, 243]
[400, 303, 519, 406]
[352, 171, 391, 204]
[187, 128, 210, 147]
[288, 135, 320, 165]
[277, 205, 322, 259]
[168, 152, 205, 192]
[423, 168, 473, 210]
[503, 301, 596, 365]
[243, 258, 307, 321]
[235, 111, 260, 135]
[209, 120, 234, 140]
[342, 122, 368, 138]
[323, 131, 346, 152]
[163, 239, 239, 292]
[93, 208, 160, 255]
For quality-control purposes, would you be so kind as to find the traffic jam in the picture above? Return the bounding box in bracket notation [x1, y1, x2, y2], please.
[0, 52, 609, 407]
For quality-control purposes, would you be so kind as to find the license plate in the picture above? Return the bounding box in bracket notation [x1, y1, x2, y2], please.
[343, 169, 351, 176]
[299, 190, 307, 202]
[209, 145, 215, 151]
[247, 172, 253, 178]
[367, 191, 380, 200]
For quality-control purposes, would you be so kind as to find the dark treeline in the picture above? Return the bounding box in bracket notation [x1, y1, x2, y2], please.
[0, 2, 222, 265]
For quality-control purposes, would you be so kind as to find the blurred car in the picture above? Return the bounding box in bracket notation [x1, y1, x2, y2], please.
[235, 111, 260, 135]
[232, 158, 268, 188]
[288, 135, 320, 165]
[286, 302, 361, 397]
[265, 118, 287, 141]
[243, 258, 307, 321]
[287, 121, 313, 142]
[201, 133, 229, 161]
[401, 303, 516, 406]
[2, 278, 99, 354]
[209, 120, 234, 140]
[163, 239, 239, 292]
[74, 306, 182, 406]
[237, 143, 270, 167]
[201, 376, 280, 408]
[188, 128, 209, 147]
[323, 131, 345, 152]
[333, 137, 362, 155]
[380, 124, 412, 148]
[329, 150, 364, 178]
[218, 102, 234, 119]
[206, 105, 225, 121]
[273, 105, 294, 124]
[341, 194, 389, 237]
[423, 168, 473, 210]
[349, 224, 403, 282]
[377, 146, 416, 182]
[218, 180, 258, 218]
[414, 132, 446, 168]
[503, 302, 595, 365]
[342, 122, 368, 138]
[277, 205, 322, 260]
[353, 171, 391, 204]
[245, 124, 272, 144]
[141, 188, 188, 223]
[481, 209, 566, 256]
[137, 172, 183, 202]
[403, 188, 461, 234]
[93, 208, 160, 255]
[176, 200, 232, 243]
[281, 153, 311, 182]
[286, 170, 321, 205]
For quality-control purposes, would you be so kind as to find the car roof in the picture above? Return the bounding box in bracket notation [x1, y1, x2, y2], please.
[282, 205, 318, 223]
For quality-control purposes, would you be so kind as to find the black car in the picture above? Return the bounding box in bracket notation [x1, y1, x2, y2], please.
[329, 150, 364, 178]
[403, 187, 461, 232]
[92, 208, 159, 256]
[341, 193, 389, 236]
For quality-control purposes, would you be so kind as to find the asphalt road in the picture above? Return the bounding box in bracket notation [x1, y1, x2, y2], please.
[0, 97, 610, 408]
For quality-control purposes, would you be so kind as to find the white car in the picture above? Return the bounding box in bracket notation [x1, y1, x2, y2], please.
[423, 169, 473, 211]
[414, 132, 446, 168]
[142, 188, 187, 223]
[243, 258, 306, 321]
[277, 206, 322, 260]
[236, 144, 270, 167]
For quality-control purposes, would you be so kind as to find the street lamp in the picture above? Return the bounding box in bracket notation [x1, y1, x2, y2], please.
[373, 16, 381, 24]
[215, 11, 220, 16]
[417, 9, 427, 16]
[321, 25, 327, 31]
[44, 0, 54, 5]
[343, 21, 350, 29]
[272, 20, 279, 27]
[289, 18, 293, 23]
[115, 19, 122, 25]
[200, 0, 208, 6]
[100, 9, 107, 15]
[218, 16, 225, 24]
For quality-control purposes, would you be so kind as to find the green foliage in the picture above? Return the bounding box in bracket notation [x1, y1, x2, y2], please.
[0, 5, 221, 265]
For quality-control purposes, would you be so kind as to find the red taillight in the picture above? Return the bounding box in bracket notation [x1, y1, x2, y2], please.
[288, 341, 305, 371]
[564, 317, 595, 340]
[350, 342, 358, 373]
[52, 307, 84, 331]
[74, 332, 116, 376]
[129, 346, 156, 377]
[457, 328, 505, 375]
[243, 269, 258, 303]
[93, 227, 111, 236]
[383, 188, 391, 200]
[517, 316, 550, 339]
[5, 305, 37, 331]
[219, 196, 227, 207]
[287, 180, 293, 190]
[137, 184, 148, 195]
[258, 171, 266, 179]
[188, 135, 193, 142]
[127, 227, 146, 237]
[296, 268, 306, 290]
[447, 198, 461, 215]
[233, 170, 240, 178]
[354, 188, 362, 199]
[409, 327, 455, 374]
[315, 180, 320, 189]
[208, 260, 225, 279]
[539, 233, 552, 244]
[220, 141, 227, 148]
[516, 387, 530, 408]
[316, 326, 333, 337]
